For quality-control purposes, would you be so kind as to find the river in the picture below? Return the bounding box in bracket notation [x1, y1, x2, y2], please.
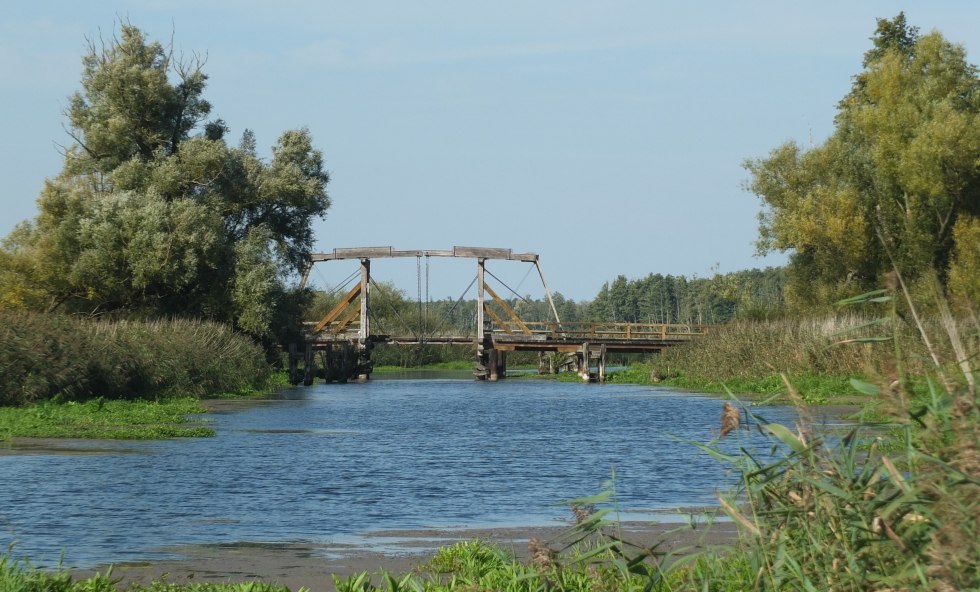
[0, 376, 809, 569]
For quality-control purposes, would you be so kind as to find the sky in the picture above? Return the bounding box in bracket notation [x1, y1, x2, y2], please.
[3, 2, 980, 302]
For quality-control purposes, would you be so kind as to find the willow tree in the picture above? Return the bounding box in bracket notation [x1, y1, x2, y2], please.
[0, 24, 330, 342]
[746, 14, 980, 307]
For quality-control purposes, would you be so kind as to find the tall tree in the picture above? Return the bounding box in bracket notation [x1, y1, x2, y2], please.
[0, 23, 330, 341]
[746, 14, 980, 307]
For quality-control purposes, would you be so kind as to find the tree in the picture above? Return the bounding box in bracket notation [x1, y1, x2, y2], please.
[746, 14, 980, 308]
[0, 23, 330, 342]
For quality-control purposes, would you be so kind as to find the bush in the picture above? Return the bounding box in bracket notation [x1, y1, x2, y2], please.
[0, 312, 269, 405]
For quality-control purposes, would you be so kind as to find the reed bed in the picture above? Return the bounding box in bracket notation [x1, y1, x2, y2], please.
[0, 311, 269, 405]
[651, 313, 952, 384]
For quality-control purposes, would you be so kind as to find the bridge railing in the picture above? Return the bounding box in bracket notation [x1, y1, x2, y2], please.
[303, 320, 712, 342]
[302, 320, 361, 336]
[491, 321, 712, 341]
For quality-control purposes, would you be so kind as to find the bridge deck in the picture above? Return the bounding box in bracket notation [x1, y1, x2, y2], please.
[305, 321, 708, 354]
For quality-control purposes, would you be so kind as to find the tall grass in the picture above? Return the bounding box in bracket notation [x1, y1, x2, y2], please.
[0, 311, 270, 405]
[667, 281, 979, 591]
[650, 313, 955, 384]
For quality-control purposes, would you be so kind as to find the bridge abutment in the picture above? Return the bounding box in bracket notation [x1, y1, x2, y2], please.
[288, 340, 373, 385]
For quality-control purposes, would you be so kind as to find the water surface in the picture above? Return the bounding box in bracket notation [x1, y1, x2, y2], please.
[0, 378, 801, 568]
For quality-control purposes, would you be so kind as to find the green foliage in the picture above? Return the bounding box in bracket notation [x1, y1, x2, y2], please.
[0, 398, 213, 440]
[0, 23, 329, 345]
[948, 215, 980, 304]
[423, 540, 511, 575]
[746, 13, 980, 309]
[232, 227, 286, 339]
[333, 536, 666, 592]
[0, 311, 268, 406]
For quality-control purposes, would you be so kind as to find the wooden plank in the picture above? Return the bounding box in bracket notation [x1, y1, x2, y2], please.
[332, 304, 362, 334]
[312, 247, 536, 261]
[483, 305, 512, 333]
[483, 283, 532, 335]
[453, 246, 512, 259]
[334, 247, 393, 259]
[312, 283, 361, 333]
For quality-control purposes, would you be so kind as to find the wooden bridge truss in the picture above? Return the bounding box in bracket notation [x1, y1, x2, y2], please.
[289, 246, 709, 384]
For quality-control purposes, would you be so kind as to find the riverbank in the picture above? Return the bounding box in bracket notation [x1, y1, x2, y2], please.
[67, 519, 737, 591]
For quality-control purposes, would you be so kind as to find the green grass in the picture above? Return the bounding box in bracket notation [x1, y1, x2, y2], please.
[0, 398, 214, 440]
[655, 372, 859, 404]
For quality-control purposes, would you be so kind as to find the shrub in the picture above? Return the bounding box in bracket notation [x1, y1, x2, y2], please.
[0, 312, 269, 405]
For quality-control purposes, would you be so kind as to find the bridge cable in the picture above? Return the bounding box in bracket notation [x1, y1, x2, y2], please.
[372, 280, 417, 340]
[416, 256, 424, 346]
[425, 255, 431, 338]
[484, 268, 533, 304]
[446, 275, 477, 319]
[513, 263, 534, 295]
[322, 268, 360, 297]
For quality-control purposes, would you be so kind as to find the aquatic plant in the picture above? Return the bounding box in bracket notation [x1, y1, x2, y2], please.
[681, 280, 979, 590]
[0, 397, 214, 440]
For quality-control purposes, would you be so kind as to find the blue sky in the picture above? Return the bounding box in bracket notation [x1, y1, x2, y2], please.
[3, 2, 979, 301]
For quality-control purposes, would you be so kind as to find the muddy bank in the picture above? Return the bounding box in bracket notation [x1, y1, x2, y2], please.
[70, 520, 737, 591]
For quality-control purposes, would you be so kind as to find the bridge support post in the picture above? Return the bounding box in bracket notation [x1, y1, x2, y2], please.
[303, 343, 315, 386]
[597, 344, 607, 383]
[356, 258, 373, 381]
[577, 342, 591, 382]
[474, 257, 494, 380]
[487, 349, 507, 381]
[288, 343, 301, 384]
[487, 349, 497, 381]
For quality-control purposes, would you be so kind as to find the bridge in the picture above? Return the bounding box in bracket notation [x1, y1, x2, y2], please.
[287, 246, 710, 384]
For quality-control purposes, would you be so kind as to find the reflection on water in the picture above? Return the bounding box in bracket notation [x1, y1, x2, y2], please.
[0, 379, 811, 568]
[372, 369, 475, 380]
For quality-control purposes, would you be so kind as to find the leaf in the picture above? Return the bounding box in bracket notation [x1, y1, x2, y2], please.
[836, 289, 890, 306]
[836, 336, 893, 345]
[718, 497, 761, 537]
[764, 423, 807, 453]
[800, 475, 851, 500]
[850, 378, 881, 396]
[565, 541, 619, 564]
[688, 439, 741, 464]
